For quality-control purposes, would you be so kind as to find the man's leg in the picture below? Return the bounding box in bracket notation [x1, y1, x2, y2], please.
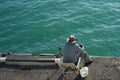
[80, 51, 93, 66]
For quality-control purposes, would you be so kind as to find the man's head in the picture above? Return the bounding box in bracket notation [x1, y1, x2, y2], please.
[67, 35, 77, 43]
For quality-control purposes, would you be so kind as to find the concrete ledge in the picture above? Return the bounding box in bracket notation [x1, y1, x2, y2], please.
[0, 55, 120, 80]
[86, 56, 120, 80]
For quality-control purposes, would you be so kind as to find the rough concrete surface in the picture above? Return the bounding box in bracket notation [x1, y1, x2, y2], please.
[86, 57, 120, 80]
[0, 55, 120, 80]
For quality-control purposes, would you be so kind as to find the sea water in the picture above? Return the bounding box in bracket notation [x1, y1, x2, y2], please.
[0, 0, 120, 57]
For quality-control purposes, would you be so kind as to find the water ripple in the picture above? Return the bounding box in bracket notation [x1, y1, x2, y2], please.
[0, 0, 120, 56]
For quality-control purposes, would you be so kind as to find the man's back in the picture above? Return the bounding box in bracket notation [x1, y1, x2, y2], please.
[63, 42, 83, 63]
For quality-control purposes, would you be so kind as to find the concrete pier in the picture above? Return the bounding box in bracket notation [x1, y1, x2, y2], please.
[0, 54, 120, 80]
[86, 56, 120, 80]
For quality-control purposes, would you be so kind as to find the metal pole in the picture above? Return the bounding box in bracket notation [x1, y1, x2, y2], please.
[0, 56, 61, 63]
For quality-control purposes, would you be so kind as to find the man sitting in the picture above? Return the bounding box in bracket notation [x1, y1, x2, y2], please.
[63, 35, 93, 66]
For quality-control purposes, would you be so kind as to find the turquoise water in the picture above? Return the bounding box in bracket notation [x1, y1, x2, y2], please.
[0, 0, 120, 57]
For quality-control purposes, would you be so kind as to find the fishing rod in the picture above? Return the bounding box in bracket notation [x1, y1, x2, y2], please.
[55, 25, 62, 58]
[54, 0, 63, 58]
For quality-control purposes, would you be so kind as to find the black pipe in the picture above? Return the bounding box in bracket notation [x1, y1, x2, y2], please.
[6, 58, 55, 62]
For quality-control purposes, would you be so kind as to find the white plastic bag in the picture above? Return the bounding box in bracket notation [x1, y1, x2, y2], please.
[80, 67, 89, 78]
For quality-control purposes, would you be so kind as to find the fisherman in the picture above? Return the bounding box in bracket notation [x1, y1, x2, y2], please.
[63, 35, 93, 66]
